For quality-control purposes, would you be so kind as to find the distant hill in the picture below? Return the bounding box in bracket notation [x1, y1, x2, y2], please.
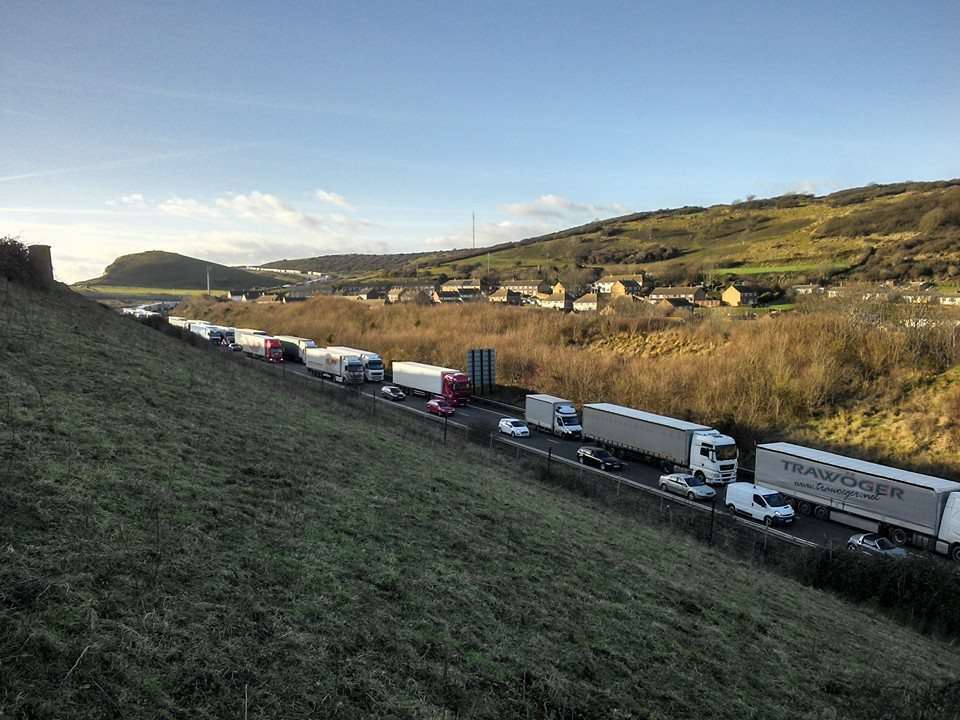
[266, 179, 960, 285]
[265, 251, 433, 276]
[77, 251, 285, 290]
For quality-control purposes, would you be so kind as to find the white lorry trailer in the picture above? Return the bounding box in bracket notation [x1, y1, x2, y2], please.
[756, 442, 960, 557]
[326, 346, 385, 381]
[190, 323, 224, 344]
[167, 316, 190, 329]
[275, 335, 317, 363]
[304, 348, 365, 384]
[391, 362, 471, 406]
[235, 328, 283, 363]
[525, 394, 582, 439]
[581, 403, 738, 483]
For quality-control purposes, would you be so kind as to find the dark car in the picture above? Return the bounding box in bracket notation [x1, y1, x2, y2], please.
[380, 385, 406, 401]
[576, 446, 624, 471]
[426, 397, 455, 417]
[847, 533, 909, 559]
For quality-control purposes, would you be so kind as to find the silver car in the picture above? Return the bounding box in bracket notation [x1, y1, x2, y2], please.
[847, 533, 909, 559]
[658, 473, 717, 501]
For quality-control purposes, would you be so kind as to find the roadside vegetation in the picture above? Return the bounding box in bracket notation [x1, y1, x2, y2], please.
[5, 281, 960, 717]
[184, 294, 960, 476]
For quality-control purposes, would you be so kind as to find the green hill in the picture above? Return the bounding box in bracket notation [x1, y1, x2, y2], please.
[3, 281, 960, 717]
[267, 179, 960, 285]
[76, 250, 287, 291]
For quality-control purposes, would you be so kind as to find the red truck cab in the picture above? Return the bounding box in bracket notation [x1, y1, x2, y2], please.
[442, 371, 471, 406]
[265, 338, 284, 363]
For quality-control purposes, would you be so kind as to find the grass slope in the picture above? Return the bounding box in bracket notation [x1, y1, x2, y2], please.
[76, 251, 287, 291]
[263, 180, 960, 285]
[3, 283, 960, 718]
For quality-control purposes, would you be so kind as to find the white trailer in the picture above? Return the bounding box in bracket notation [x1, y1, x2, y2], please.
[167, 316, 190, 329]
[304, 348, 365, 384]
[756, 442, 960, 557]
[275, 335, 317, 363]
[190, 323, 224, 344]
[391, 361, 471, 405]
[235, 328, 282, 362]
[326, 346, 385, 381]
[582, 403, 738, 483]
[525, 394, 582, 439]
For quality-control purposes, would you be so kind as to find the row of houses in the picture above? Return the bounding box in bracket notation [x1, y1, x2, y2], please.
[795, 283, 960, 306]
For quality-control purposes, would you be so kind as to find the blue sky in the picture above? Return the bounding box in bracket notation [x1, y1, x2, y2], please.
[2, 1, 958, 282]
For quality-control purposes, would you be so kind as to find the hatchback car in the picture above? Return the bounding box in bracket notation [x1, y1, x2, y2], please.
[227, 342, 243, 352]
[498, 418, 530, 437]
[847, 533, 909, 559]
[380, 385, 406, 401]
[426, 397, 455, 417]
[659, 473, 717, 501]
[576, 446, 624, 471]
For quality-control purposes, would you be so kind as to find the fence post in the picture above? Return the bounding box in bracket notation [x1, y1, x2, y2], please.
[443, 415, 448, 445]
[709, 496, 717, 546]
[547, 448, 552, 478]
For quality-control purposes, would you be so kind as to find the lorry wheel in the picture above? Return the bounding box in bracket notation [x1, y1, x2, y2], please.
[813, 505, 829, 521]
[797, 501, 812, 516]
[694, 471, 706, 482]
[951, 545, 960, 563]
[661, 461, 673, 474]
[889, 527, 908, 546]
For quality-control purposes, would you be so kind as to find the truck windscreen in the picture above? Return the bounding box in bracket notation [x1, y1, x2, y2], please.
[367, 360, 383, 369]
[716, 444, 738, 460]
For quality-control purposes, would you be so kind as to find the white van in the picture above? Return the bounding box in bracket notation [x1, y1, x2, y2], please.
[725, 482, 795, 526]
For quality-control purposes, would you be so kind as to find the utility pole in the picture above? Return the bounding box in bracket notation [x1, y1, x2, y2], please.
[206, 267, 211, 295]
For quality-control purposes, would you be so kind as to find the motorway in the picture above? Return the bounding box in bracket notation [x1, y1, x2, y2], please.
[224, 347, 857, 552]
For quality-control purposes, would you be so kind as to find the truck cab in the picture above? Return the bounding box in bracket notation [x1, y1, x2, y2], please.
[363, 355, 385, 382]
[442, 372, 471, 406]
[554, 403, 582, 439]
[937, 493, 960, 561]
[690, 429, 738, 483]
[345, 357, 365, 383]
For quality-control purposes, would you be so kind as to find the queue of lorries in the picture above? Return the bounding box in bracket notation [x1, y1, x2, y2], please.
[168, 315, 960, 562]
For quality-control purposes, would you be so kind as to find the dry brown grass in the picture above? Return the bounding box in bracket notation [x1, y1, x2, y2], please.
[182, 296, 960, 473]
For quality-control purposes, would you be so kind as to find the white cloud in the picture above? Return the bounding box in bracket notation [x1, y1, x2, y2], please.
[502, 194, 625, 219]
[315, 189, 353, 210]
[421, 219, 550, 249]
[216, 191, 322, 231]
[157, 196, 222, 219]
[107, 192, 148, 209]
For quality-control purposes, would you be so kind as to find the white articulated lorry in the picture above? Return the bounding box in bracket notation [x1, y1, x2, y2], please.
[326, 346, 385, 381]
[235, 328, 283, 363]
[190, 322, 224, 344]
[581, 403, 738, 483]
[304, 348, 365, 384]
[756, 442, 960, 557]
[274, 335, 317, 363]
[391, 362, 471, 406]
[525, 394, 582, 439]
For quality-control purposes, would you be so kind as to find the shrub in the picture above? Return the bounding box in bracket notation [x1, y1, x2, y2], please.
[0, 237, 39, 286]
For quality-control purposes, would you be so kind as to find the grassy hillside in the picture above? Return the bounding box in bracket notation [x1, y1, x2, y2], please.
[264, 180, 960, 285]
[183, 295, 960, 477]
[5, 282, 960, 718]
[75, 250, 288, 291]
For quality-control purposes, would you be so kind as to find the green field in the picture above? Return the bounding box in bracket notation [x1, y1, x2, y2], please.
[4, 282, 960, 718]
[74, 284, 229, 298]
